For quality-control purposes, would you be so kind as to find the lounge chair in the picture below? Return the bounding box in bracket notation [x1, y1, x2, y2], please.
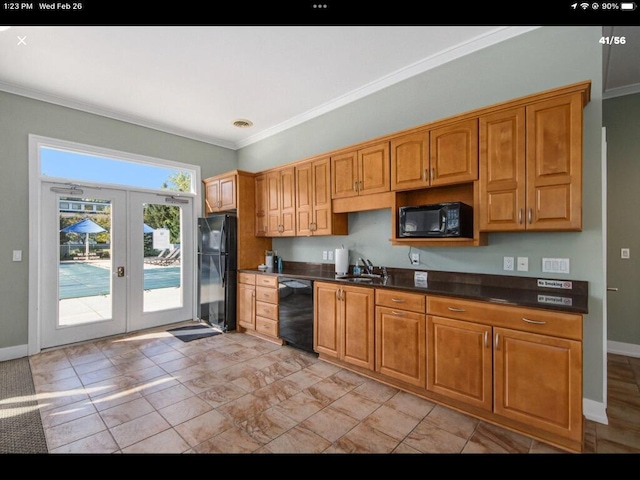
[157, 247, 181, 266]
[144, 249, 170, 265]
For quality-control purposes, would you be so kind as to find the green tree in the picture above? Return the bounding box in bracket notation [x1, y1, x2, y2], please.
[143, 171, 191, 247]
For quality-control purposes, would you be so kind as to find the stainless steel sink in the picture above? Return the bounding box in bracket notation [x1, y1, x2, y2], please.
[335, 273, 381, 283]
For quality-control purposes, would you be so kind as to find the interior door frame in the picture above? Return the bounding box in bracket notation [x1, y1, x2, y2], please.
[28, 134, 202, 354]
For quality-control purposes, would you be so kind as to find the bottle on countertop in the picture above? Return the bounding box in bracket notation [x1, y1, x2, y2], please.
[277, 256, 283, 273]
[352, 259, 361, 276]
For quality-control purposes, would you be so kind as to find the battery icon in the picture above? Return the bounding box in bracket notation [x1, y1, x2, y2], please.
[621, 2, 637, 9]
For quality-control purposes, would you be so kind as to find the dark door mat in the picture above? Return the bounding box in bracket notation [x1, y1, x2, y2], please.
[167, 324, 222, 342]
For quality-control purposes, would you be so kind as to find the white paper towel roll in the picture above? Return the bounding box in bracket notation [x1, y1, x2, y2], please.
[335, 247, 349, 275]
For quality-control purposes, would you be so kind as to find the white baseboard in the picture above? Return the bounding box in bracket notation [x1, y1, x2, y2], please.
[608, 340, 640, 358]
[0, 343, 29, 362]
[583, 398, 608, 425]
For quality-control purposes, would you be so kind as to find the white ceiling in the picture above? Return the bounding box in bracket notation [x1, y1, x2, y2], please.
[1, 25, 638, 150]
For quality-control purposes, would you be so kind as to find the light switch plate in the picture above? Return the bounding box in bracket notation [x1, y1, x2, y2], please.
[542, 258, 570, 273]
[621, 248, 630, 259]
[12, 250, 22, 262]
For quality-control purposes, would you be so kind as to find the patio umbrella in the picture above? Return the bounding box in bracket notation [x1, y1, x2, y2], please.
[143, 223, 155, 233]
[61, 218, 106, 259]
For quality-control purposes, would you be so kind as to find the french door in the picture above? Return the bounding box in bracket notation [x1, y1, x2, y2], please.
[40, 183, 194, 349]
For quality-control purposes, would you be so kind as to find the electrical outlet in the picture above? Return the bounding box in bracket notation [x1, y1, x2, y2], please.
[411, 253, 419, 265]
[328, 250, 334, 261]
[322, 250, 328, 260]
[503, 256, 514, 271]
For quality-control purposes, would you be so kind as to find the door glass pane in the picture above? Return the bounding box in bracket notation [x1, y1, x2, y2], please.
[58, 196, 112, 326]
[143, 202, 182, 312]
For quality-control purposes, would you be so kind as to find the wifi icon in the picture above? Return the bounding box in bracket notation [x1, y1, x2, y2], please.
[580, 2, 590, 8]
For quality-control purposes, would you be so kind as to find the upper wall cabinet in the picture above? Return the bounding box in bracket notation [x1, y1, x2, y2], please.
[331, 141, 390, 199]
[295, 157, 348, 236]
[254, 172, 268, 237]
[266, 166, 296, 236]
[390, 118, 478, 192]
[204, 172, 236, 213]
[479, 92, 584, 231]
[429, 118, 479, 187]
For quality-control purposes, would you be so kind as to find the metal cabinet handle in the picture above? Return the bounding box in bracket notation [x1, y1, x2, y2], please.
[484, 331, 488, 348]
[353, 181, 358, 192]
[522, 317, 546, 325]
[391, 298, 406, 303]
[495, 332, 500, 350]
[423, 169, 428, 182]
[359, 180, 363, 191]
[528, 208, 533, 224]
[391, 311, 405, 316]
[518, 209, 523, 224]
[448, 307, 466, 312]
[430, 167, 434, 182]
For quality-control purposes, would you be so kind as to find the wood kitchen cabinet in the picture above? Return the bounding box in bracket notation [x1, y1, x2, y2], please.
[375, 289, 426, 388]
[266, 166, 296, 236]
[390, 119, 478, 192]
[295, 157, 347, 236]
[238, 272, 283, 344]
[427, 295, 583, 451]
[479, 91, 585, 231]
[254, 172, 268, 237]
[314, 282, 375, 371]
[204, 172, 236, 213]
[331, 141, 390, 199]
[237, 273, 256, 331]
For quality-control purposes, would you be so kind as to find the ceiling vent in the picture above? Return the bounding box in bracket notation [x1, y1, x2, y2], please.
[232, 119, 253, 128]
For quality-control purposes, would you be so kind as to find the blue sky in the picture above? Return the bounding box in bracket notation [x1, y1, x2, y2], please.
[41, 147, 189, 191]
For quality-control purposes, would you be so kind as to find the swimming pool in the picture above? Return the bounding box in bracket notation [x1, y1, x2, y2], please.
[59, 262, 180, 299]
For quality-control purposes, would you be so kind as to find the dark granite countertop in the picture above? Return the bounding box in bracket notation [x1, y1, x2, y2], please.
[240, 261, 589, 314]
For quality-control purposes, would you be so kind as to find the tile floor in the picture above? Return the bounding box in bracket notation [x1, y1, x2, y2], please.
[28, 321, 640, 454]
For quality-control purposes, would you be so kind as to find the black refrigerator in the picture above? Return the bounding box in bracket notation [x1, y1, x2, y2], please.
[197, 213, 237, 332]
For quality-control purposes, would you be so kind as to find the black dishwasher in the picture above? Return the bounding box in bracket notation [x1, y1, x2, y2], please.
[278, 277, 315, 353]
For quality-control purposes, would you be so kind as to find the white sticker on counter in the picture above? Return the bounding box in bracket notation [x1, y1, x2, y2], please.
[537, 279, 573, 289]
[414, 271, 428, 287]
[537, 294, 573, 306]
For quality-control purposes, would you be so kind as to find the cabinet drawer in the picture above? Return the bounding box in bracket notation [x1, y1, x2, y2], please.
[427, 296, 582, 340]
[256, 286, 278, 304]
[238, 272, 256, 285]
[256, 300, 278, 320]
[256, 275, 278, 288]
[376, 289, 426, 313]
[256, 316, 278, 337]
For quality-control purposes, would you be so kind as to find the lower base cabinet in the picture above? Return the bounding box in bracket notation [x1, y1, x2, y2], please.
[314, 282, 375, 370]
[313, 284, 584, 453]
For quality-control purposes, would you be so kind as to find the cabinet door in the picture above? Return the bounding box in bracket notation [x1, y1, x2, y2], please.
[494, 327, 583, 443]
[311, 157, 333, 235]
[526, 93, 583, 231]
[376, 306, 426, 388]
[279, 166, 296, 236]
[314, 282, 340, 358]
[427, 315, 493, 411]
[429, 118, 479, 186]
[295, 161, 313, 236]
[219, 175, 236, 211]
[342, 285, 375, 370]
[390, 131, 430, 191]
[237, 282, 255, 330]
[204, 178, 220, 214]
[358, 142, 390, 195]
[255, 173, 268, 236]
[266, 170, 281, 236]
[479, 107, 526, 231]
[331, 151, 358, 199]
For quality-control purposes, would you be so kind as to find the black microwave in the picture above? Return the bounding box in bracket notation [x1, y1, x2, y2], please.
[398, 202, 473, 238]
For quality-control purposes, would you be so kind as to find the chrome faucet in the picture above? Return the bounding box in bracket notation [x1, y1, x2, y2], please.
[360, 258, 374, 275]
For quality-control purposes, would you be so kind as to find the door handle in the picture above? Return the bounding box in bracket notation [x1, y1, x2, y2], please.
[607, 287, 619, 291]
[117, 266, 125, 277]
